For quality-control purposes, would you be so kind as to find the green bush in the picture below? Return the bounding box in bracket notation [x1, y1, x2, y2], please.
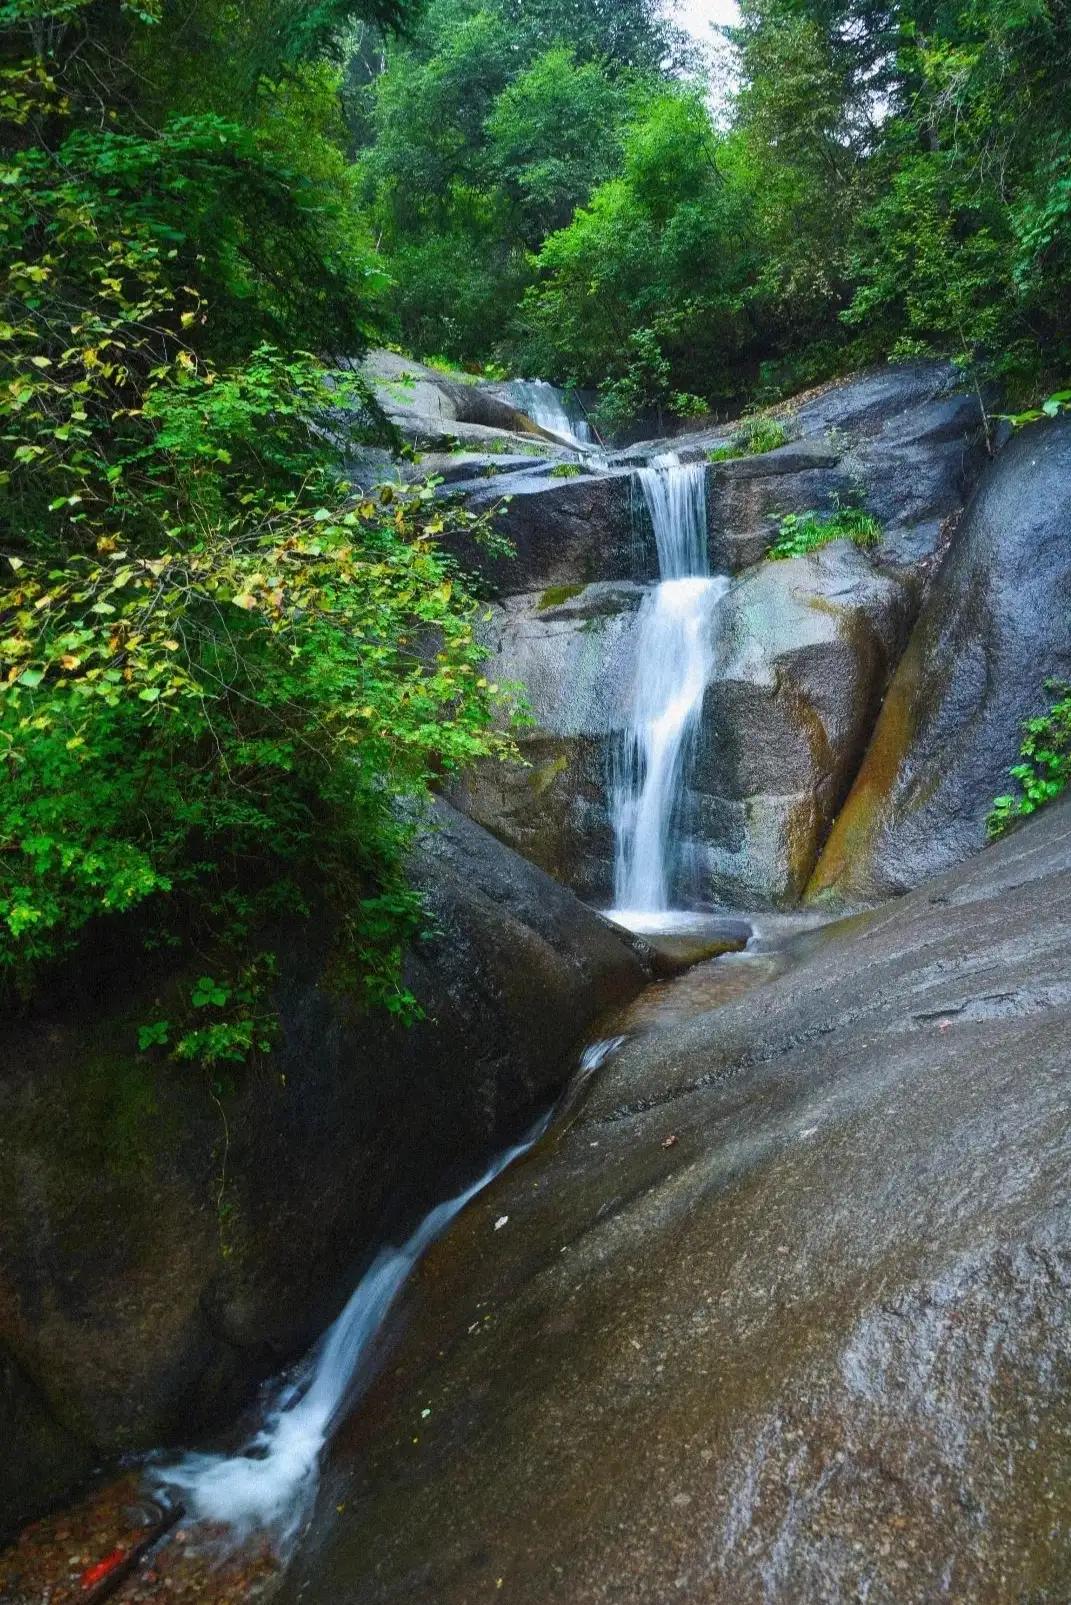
[0, 0, 514, 1060]
[988, 683, 1071, 837]
[768, 506, 881, 559]
[708, 415, 791, 462]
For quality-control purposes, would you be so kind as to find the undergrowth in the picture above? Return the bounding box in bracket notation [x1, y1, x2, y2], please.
[988, 682, 1071, 837]
[768, 506, 881, 560]
[708, 415, 791, 463]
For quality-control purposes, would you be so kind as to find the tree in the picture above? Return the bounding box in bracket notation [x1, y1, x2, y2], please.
[0, 0, 515, 1052]
[486, 47, 626, 243]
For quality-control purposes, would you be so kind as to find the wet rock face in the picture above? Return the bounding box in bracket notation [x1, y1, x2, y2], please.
[451, 363, 989, 906]
[282, 800, 1071, 1605]
[455, 584, 644, 898]
[809, 415, 1071, 905]
[0, 805, 648, 1538]
[692, 544, 915, 904]
[461, 551, 913, 910]
[448, 469, 651, 594]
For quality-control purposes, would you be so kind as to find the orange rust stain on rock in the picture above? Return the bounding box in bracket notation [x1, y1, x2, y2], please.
[804, 669, 918, 903]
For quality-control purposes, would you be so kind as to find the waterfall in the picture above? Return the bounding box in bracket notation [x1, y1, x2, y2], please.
[610, 460, 727, 923]
[152, 1111, 554, 1548]
[506, 379, 594, 448]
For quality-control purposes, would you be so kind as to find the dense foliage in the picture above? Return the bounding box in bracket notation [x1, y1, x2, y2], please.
[0, 0, 515, 1055]
[353, 0, 1070, 418]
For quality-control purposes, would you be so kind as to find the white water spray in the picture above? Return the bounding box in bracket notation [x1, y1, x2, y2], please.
[507, 379, 594, 448]
[611, 459, 727, 921]
[153, 1112, 553, 1547]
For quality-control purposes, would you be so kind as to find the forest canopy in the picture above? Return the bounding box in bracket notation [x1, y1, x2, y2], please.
[354, 0, 1071, 420]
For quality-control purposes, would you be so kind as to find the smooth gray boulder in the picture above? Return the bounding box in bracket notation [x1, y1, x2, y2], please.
[361, 350, 548, 440]
[809, 415, 1071, 905]
[455, 583, 644, 897]
[458, 550, 912, 908]
[692, 543, 915, 904]
[790, 357, 970, 434]
[283, 798, 1071, 1605]
[0, 804, 648, 1537]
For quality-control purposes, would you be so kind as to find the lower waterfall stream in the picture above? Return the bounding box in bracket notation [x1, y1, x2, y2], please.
[148, 1041, 626, 1552]
[3, 428, 777, 1605]
[611, 459, 727, 927]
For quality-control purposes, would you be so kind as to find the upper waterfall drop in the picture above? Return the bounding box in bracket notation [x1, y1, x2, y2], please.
[610, 458, 728, 925]
[505, 379, 594, 448]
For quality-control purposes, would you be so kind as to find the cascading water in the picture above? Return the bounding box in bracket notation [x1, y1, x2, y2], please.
[610, 459, 728, 926]
[506, 379, 594, 448]
[152, 1111, 555, 1548]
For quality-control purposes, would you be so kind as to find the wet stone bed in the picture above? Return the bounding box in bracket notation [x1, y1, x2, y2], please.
[0, 1475, 279, 1604]
[0, 914, 822, 1605]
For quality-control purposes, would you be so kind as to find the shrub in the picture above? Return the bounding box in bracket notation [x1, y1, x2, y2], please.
[768, 505, 881, 559]
[708, 415, 791, 462]
[0, 3, 516, 1059]
[988, 683, 1071, 837]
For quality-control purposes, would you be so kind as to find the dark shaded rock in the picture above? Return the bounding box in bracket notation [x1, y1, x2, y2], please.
[0, 804, 648, 1537]
[455, 583, 645, 897]
[690, 544, 915, 904]
[708, 458, 856, 573]
[282, 799, 1071, 1605]
[445, 470, 651, 595]
[0, 1354, 95, 1534]
[790, 357, 971, 438]
[849, 392, 992, 568]
[808, 416, 1071, 905]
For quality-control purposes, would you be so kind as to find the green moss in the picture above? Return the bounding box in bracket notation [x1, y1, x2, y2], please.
[529, 755, 570, 795]
[539, 585, 584, 610]
[73, 1055, 163, 1178]
[549, 462, 584, 478]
